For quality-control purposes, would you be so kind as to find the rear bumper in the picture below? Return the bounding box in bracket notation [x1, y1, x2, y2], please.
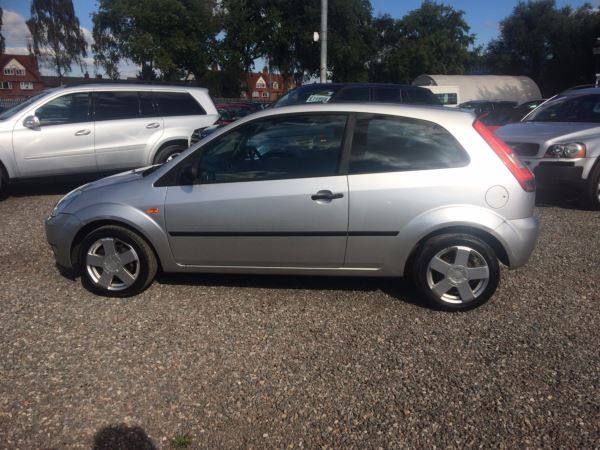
[494, 216, 540, 269]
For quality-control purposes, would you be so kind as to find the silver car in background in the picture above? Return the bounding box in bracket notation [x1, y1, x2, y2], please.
[497, 87, 600, 209]
[46, 103, 539, 311]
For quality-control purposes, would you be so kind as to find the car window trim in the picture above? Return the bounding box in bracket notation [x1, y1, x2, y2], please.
[154, 111, 352, 188]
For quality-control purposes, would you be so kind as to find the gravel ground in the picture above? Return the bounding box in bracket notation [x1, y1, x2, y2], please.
[0, 183, 598, 449]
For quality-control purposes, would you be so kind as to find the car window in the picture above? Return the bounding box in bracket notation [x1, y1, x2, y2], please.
[178, 114, 347, 185]
[403, 88, 441, 105]
[155, 92, 206, 116]
[35, 93, 91, 126]
[349, 114, 469, 174]
[273, 86, 343, 107]
[94, 91, 140, 121]
[334, 87, 370, 103]
[139, 91, 159, 117]
[372, 87, 402, 103]
[525, 94, 600, 123]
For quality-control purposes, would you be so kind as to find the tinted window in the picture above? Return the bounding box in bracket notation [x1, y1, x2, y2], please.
[156, 92, 206, 116]
[525, 94, 600, 123]
[35, 93, 91, 126]
[372, 87, 402, 103]
[273, 85, 343, 107]
[94, 91, 140, 121]
[334, 87, 370, 103]
[140, 91, 158, 117]
[178, 114, 347, 184]
[404, 88, 441, 105]
[349, 114, 469, 174]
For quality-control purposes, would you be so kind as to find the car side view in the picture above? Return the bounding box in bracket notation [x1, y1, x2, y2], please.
[45, 103, 539, 311]
[0, 83, 218, 193]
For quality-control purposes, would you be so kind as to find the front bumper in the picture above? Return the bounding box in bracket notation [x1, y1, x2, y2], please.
[521, 157, 596, 189]
[45, 213, 83, 270]
[494, 216, 540, 269]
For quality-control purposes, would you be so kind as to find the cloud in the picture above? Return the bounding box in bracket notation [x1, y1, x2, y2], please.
[3, 9, 32, 54]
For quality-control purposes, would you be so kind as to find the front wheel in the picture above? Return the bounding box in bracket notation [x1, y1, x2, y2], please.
[79, 225, 158, 297]
[412, 234, 500, 311]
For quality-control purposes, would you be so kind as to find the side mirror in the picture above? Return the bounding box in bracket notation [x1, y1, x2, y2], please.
[23, 115, 40, 129]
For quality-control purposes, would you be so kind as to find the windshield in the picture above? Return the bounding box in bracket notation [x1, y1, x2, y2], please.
[0, 90, 53, 121]
[524, 94, 600, 123]
[274, 85, 343, 107]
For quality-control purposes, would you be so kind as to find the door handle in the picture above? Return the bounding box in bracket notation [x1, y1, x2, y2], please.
[74, 129, 91, 136]
[311, 190, 344, 201]
[146, 122, 160, 129]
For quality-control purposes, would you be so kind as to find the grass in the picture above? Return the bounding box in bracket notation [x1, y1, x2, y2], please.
[171, 433, 193, 449]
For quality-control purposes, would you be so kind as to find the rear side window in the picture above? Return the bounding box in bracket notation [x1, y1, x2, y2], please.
[155, 92, 206, 116]
[334, 87, 370, 103]
[372, 87, 402, 103]
[94, 91, 140, 121]
[404, 88, 441, 105]
[349, 114, 469, 174]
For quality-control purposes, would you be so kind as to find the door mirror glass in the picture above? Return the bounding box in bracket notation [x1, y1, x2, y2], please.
[23, 115, 40, 129]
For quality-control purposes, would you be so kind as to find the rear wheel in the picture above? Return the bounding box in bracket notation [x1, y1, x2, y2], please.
[153, 143, 186, 164]
[412, 234, 500, 311]
[585, 161, 600, 210]
[79, 225, 157, 297]
[0, 163, 7, 195]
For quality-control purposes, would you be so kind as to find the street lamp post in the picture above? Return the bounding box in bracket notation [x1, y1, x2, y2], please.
[320, 0, 328, 83]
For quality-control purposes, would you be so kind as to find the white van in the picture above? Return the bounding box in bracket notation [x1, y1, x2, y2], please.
[0, 84, 218, 191]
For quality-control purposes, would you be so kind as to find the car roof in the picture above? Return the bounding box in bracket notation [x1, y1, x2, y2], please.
[293, 82, 426, 90]
[57, 83, 209, 93]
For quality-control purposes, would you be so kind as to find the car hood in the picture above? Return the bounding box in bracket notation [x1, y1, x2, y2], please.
[497, 121, 600, 142]
[80, 167, 153, 193]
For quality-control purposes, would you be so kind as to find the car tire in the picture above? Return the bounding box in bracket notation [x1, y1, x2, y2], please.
[585, 161, 600, 210]
[412, 233, 500, 311]
[153, 144, 186, 164]
[0, 163, 7, 195]
[79, 225, 158, 297]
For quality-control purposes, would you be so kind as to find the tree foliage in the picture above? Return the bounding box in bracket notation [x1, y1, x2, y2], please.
[92, 0, 218, 81]
[369, 1, 475, 83]
[486, 0, 600, 95]
[0, 8, 5, 56]
[26, 0, 87, 78]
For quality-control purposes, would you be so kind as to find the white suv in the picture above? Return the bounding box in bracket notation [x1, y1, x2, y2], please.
[0, 84, 218, 192]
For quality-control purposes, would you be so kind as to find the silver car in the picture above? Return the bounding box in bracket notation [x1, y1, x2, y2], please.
[496, 87, 600, 209]
[45, 104, 539, 311]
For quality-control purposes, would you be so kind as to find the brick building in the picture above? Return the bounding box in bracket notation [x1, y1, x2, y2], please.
[0, 54, 44, 99]
[241, 68, 294, 102]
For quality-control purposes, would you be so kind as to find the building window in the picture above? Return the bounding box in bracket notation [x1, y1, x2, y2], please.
[262, 91, 269, 98]
[256, 79, 266, 89]
[0, 81, 12, 89]
[252, 91, 259, 98]
[15, 69, 26, 76]
[20, 82, 33, 90]
[3, 68, 14, 75]
[272, 82, 279, 90]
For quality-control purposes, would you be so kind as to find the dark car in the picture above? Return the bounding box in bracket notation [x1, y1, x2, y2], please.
[480, 99, 547, 132]
[458, 100, 517, 117]
[272, 83, 442, 108]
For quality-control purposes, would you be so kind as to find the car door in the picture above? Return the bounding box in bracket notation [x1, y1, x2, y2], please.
[11, 92, 96, 177]
[93, 91, 164, 170]
[162, 113, 349, 267]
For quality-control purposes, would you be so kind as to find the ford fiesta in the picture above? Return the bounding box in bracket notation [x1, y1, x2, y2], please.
[46, 103, 539, 311]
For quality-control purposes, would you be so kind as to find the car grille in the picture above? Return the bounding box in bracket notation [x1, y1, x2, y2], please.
[506, 142, 540, 157]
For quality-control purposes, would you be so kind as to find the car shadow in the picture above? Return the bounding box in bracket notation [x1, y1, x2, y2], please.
[154, 272, 430, 309]
[2, 173, 118, 198]
[534, 188, 589, 210]
[92, 424, 158, 450]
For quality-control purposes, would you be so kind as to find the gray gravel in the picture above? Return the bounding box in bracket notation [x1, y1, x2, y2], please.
[0, 183, 598, 449]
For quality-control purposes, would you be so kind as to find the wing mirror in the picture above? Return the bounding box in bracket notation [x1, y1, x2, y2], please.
[23, 115, 41, 129]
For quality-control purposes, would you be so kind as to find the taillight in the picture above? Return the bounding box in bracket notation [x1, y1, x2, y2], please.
[473, 120, 535, 192]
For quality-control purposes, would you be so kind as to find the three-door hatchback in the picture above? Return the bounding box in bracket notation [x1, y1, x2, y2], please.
[46, 103, 539, 310]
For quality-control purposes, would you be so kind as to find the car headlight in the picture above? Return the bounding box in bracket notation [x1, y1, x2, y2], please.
[544, 143, 586, 159]
[49, 188, 83, 218]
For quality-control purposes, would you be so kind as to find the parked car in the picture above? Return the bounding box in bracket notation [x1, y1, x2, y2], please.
[496, 87, 600, 209]
[272, 83, 442, 107]
[0, 83, 218, 193]
[479, 99, 547, 132]
[46, 103, 538, 310]
[458, 100, 518, 117]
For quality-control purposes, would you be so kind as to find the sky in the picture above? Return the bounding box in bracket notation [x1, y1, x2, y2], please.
[2, 0, 599, 77]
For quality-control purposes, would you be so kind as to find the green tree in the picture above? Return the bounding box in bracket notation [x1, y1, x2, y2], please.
[486, 1, 600, 95]
[93, 0, 218, 81]
[369, 1, 475, 83]
[0, 8, 5, 56]
[26, 0, 87, 79]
